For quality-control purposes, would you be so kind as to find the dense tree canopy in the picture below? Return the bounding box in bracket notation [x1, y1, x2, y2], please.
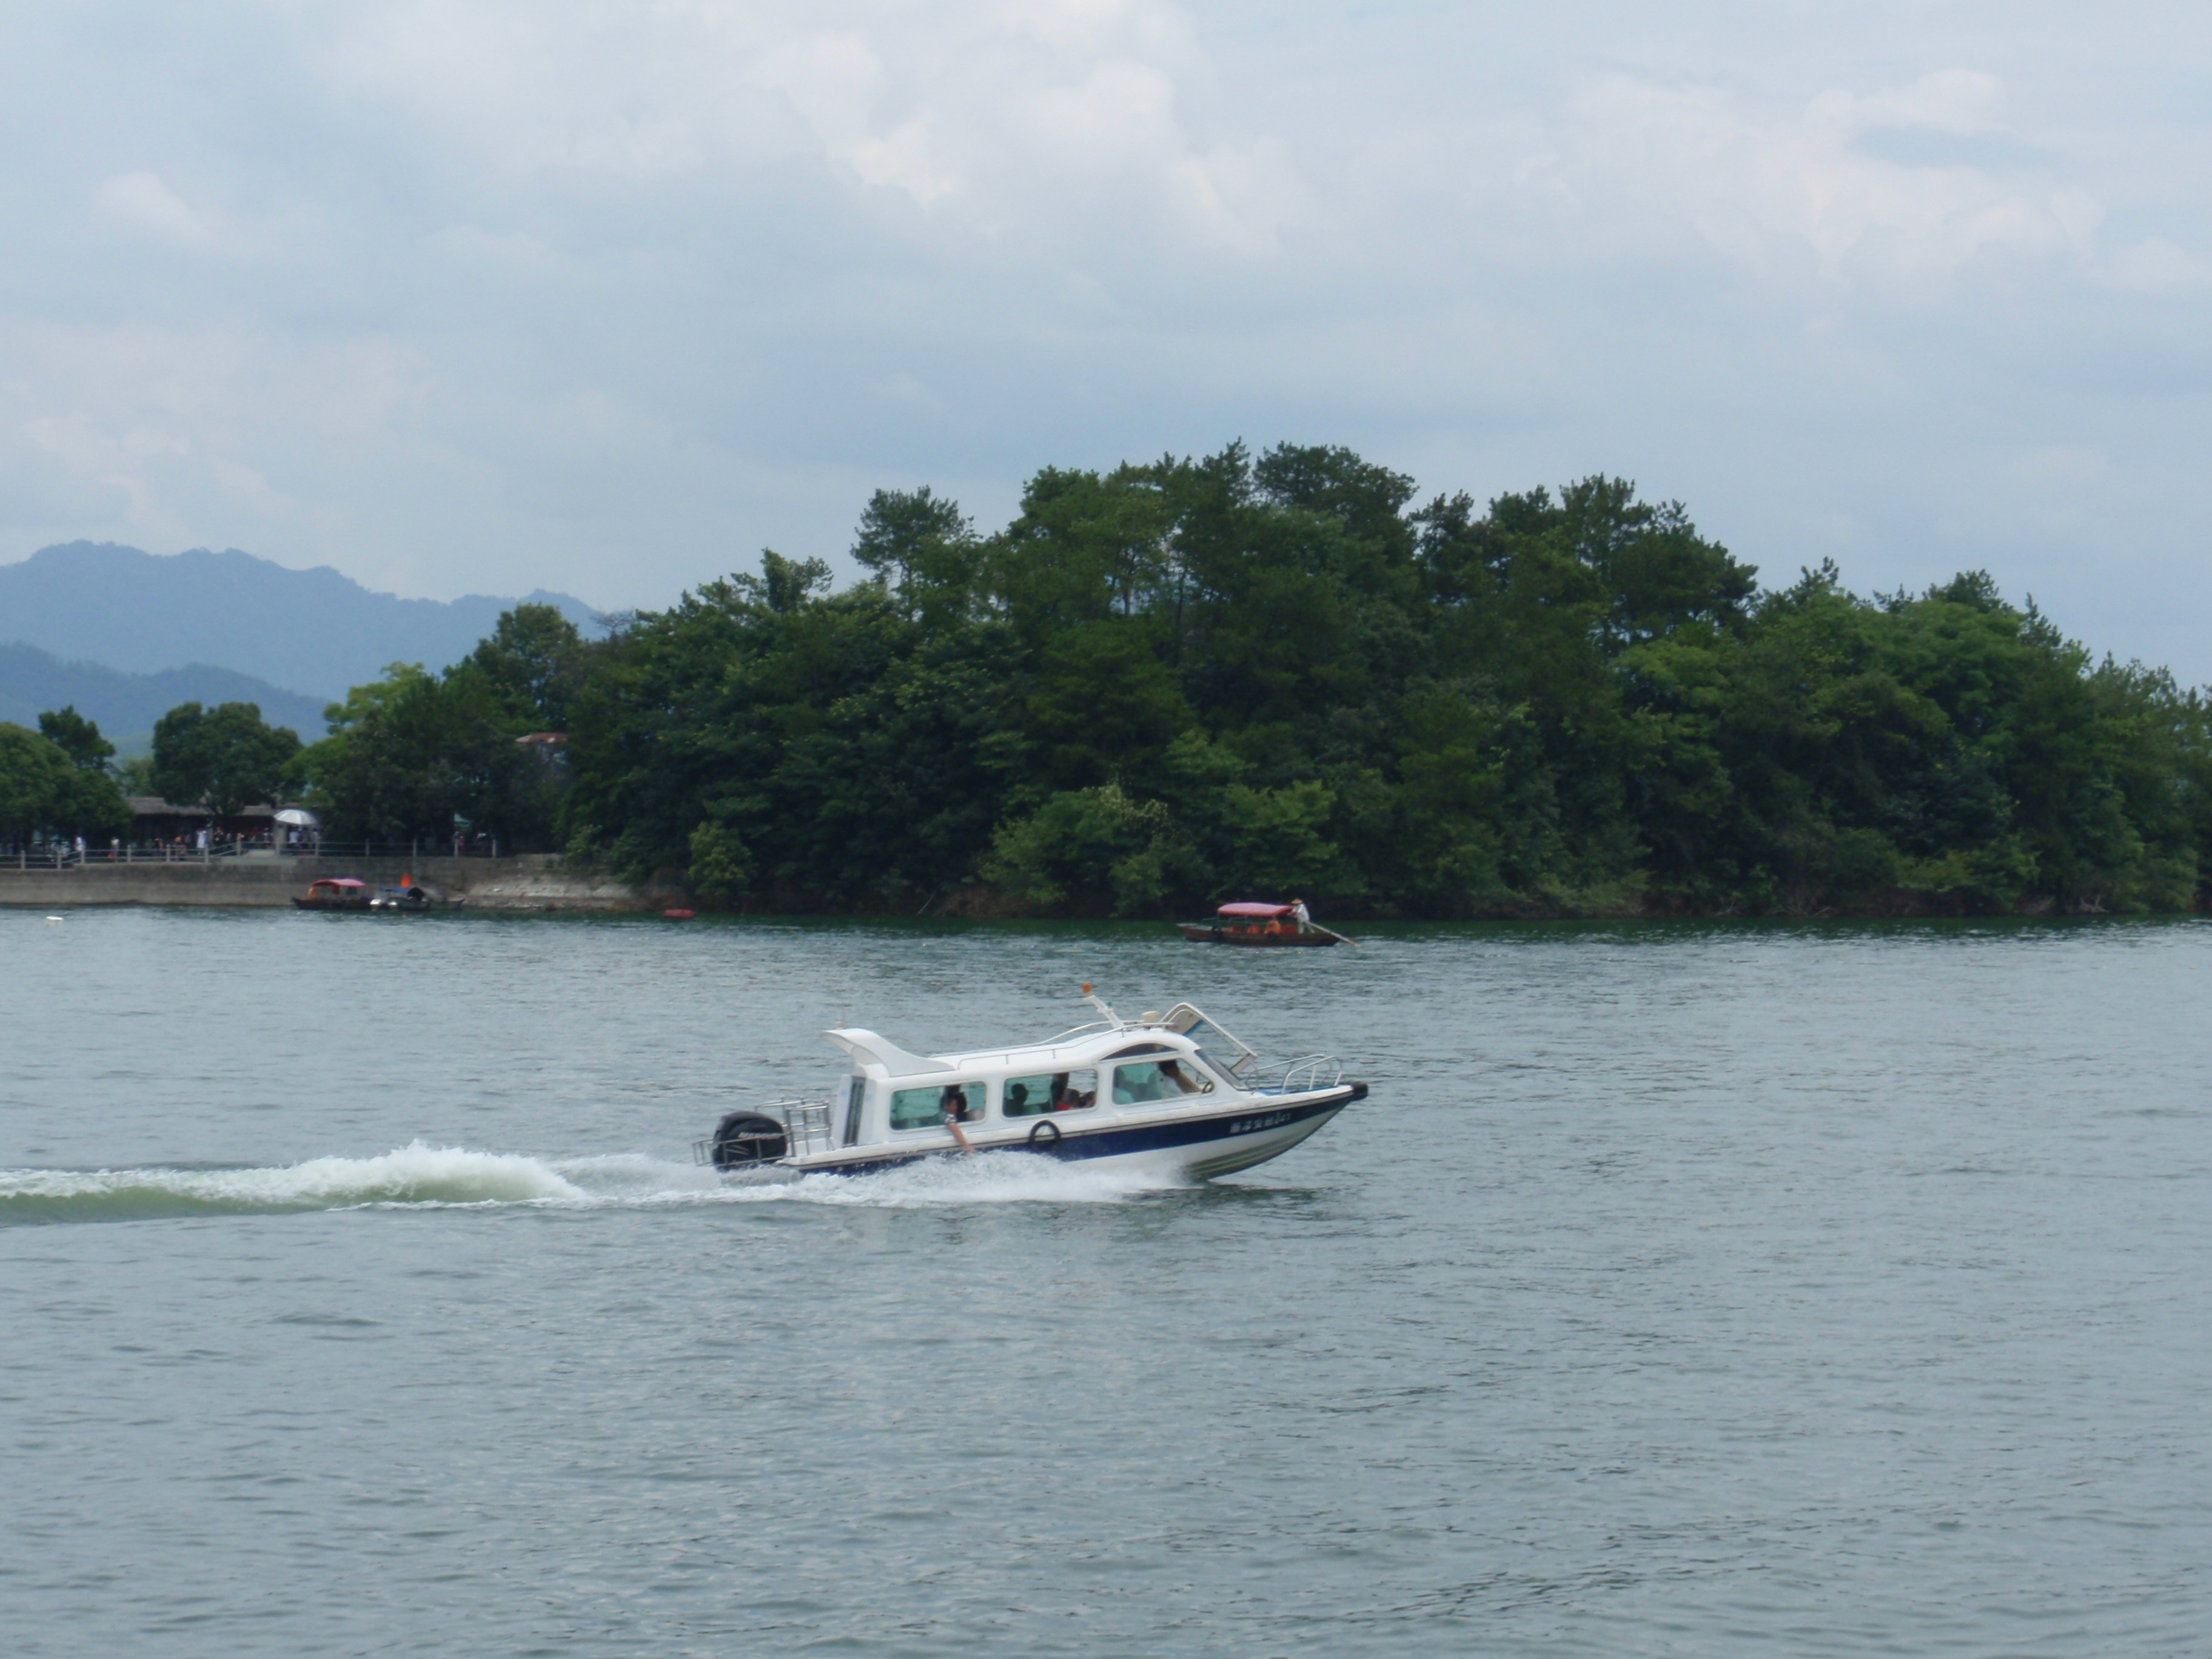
[284, 441, 2212, 917]
[0, 720, 129, 840]
[297, 605, 587, 844]
[150, 702, 301, 820]
[38, 706, 116, 774]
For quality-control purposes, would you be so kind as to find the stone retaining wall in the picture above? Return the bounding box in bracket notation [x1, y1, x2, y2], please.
[0, 854, 663, 912]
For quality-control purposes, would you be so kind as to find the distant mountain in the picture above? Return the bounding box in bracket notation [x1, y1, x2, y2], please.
[0, 542, 605, 702]
[0, 642, 329, 750]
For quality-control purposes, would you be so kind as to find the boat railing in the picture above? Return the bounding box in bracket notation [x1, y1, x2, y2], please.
[1037, 1021, 1119, 1045]
[1276, 1054, 1344, 1093]
[777, 1098, 836, 1158]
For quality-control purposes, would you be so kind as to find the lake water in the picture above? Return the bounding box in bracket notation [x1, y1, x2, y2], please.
[4, 908, 2210, 1656]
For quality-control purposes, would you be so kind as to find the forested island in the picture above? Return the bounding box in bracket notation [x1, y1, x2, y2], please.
[6, 443, 2208, 918]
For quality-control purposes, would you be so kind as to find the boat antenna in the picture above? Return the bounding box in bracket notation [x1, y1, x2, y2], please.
[1081, 983, 1124, 1029]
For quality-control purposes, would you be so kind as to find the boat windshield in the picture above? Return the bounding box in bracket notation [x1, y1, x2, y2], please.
[1111, 1057, 1216, 1105]
[1164, 1008, 1258, 1078]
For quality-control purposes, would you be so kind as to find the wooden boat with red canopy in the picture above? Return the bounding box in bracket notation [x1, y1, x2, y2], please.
[293, 877, 371, 913]
[1176, 900, 1344, 947]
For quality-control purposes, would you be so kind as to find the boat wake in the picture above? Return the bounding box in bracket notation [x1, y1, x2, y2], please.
[0, 1140, 1189, 1227]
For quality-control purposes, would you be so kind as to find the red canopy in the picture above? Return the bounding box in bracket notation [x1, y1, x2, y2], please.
[1216, 901, 1296, 918]
[310, 877, 367, 891]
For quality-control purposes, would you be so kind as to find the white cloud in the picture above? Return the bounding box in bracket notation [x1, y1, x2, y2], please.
[2104, 236, 2212, 293]
[1, 320, 441, 589]
[1561, 70, 2091, 285]
[1814, 68, 2007, 136]
[91, 172, 213, 246]
[0, 0, 2206, 678]
[308, 3, 1295, 250]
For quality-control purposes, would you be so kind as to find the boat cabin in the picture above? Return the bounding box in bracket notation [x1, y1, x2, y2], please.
[805, 1003, 1263, 1159]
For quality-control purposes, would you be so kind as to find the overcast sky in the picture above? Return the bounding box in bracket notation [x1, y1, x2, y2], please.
[2, 2, 2207, 675]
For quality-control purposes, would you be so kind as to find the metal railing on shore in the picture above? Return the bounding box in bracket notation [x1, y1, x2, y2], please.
[0, 839, 508, 871]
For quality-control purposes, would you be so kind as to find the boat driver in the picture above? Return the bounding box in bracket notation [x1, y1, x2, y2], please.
[1156, 1059, 1208, 1095]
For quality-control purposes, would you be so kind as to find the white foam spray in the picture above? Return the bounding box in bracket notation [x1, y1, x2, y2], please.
[0, 1141, 1188, 1225]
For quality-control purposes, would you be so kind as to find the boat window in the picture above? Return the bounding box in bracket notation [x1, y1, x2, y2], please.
[842, 1077, 866, 1146]
[889, 1080, 984, 1132]
[1111, 1057, 1216, 1105]
[1001, 1068, 1099, 1118]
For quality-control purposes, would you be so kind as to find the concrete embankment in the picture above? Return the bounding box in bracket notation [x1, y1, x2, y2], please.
[0, 854, 665, 912]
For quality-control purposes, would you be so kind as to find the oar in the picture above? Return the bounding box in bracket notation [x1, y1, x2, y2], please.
[1312, 922, 1361, 948]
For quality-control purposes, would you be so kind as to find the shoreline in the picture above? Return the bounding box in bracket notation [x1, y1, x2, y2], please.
[2, 856, 2195, 922]
[0, 853, 663, 912]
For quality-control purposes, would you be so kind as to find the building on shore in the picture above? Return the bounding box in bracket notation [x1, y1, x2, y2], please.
[127, 797, 280, 844]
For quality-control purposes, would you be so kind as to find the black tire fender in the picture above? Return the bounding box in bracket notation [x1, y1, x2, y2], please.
[1027, 1118, 1063, 1152]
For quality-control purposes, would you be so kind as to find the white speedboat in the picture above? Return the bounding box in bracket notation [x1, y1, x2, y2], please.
[695, 993, 1364, 1181]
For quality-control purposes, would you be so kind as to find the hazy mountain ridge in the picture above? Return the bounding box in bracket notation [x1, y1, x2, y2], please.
[0, 542, 604, 702]
[0, 642, 329, 751]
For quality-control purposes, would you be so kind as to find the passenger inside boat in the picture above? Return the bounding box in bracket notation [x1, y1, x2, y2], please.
[1002, 1068, 1098, 1116]
[890, 1081, 985, 1131]
[941, 1084, 976, 1154]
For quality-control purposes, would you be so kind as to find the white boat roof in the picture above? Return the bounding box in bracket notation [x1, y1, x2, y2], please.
[825, 1021, 1201, 1080]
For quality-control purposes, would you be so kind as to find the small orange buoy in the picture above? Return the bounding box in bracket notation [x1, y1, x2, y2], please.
[663, 908, 695, 920]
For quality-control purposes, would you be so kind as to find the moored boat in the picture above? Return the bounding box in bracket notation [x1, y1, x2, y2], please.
[1176, 900, 1344, 947]
[696, 991, 1364, 1181]
[370, 880, 457, 910]
[293, 877, 371, 912]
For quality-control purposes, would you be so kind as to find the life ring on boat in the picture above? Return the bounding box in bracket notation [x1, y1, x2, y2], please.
[1027, 1119, 1063, 1152]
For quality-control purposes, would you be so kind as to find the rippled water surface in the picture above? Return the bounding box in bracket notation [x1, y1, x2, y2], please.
[5, 908, 2211, 1655]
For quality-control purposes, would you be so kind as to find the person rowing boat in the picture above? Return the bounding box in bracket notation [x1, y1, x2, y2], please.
[1174, 899, 1357, 948]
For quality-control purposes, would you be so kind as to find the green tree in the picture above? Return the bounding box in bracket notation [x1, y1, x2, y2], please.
[343, 443, 2212, 920]
[854, 488, 980, 626]
[562, 550, 1024, 896]
[38, 706, 115, 773]
[468, 603, 590, 732]
[150, 702, 301, 819]
[0, 723, 72, 839]
[686, 820, 753, 902]
[0, 723, 129, 840]
[982, 783, 1188, 914]
[1023, 620, 1193, 791]
[303, 663, 557, 846]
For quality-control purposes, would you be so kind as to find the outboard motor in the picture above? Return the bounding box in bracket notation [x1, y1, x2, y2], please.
[708, 1110, 789, 1170]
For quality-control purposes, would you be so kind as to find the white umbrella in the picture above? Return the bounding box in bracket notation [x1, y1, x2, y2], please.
[274, 808, 320, 827]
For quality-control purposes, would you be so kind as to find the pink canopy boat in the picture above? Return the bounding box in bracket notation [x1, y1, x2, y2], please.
[293, 877, 370, 913]
[1176, 900, 1344, 947]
